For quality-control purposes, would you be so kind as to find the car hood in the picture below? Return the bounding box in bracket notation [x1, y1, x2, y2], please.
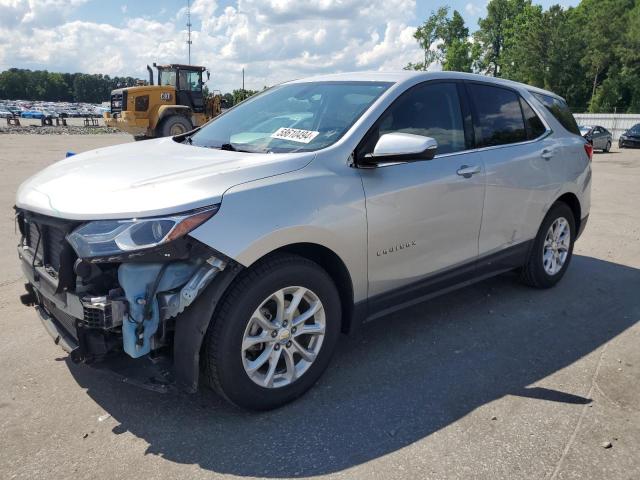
[16, 137, 314, 220]
[623, 131, 640, 138]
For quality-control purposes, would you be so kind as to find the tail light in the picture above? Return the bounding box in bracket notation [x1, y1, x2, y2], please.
[584, 143, 593, 161]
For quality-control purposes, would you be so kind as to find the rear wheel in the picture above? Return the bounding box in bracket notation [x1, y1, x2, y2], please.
[159, 115, 192, 137]
[520, 202, 575, 288]
[204, 254, 341, 410]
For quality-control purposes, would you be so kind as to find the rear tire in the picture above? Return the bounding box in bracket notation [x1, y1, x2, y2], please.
[159, 115, 192, 137]
[520, 202, 576, 289]
[204, 253, 341, 410]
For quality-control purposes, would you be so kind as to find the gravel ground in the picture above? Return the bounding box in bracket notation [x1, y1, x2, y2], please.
[0, 135, 638, 480]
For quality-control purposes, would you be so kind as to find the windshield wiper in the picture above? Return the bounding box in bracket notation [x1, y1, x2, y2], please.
[206, 143, 255, 153]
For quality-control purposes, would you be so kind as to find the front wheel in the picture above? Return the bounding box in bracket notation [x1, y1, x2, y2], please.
[604, 141, 611, 153]
[520, 202, 576, 288]
[159, 115, 192, 137]
[204, 254, 341, 410]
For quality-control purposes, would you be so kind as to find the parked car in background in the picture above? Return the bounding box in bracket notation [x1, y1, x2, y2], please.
[618, 123, 640, 148]
[20, 110, 45, 119]
[0, 108, 12, 118]
[16, 71, 591, 410]
[579, 125, 612, 152]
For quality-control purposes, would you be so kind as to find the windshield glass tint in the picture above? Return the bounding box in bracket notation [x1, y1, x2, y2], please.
[189, 81, 392, 153]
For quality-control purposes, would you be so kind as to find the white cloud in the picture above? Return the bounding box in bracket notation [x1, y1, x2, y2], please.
[0, 0, 88, 29]
[465, 2, 484, 17]
[0, 0, 427, 92]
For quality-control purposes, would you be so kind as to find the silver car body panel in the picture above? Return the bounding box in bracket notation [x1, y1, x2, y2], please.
[16, 71, 591, 308]
[15, 137, 314, 220]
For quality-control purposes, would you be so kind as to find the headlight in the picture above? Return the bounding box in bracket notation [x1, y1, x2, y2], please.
[67, 205, 219, 258]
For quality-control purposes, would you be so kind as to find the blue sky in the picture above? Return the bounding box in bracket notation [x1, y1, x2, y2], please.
[0, 0, 580, 92]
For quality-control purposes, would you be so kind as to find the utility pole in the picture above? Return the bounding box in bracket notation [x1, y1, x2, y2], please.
[242, 68, 245, 91]
[186, 0, 192, 64]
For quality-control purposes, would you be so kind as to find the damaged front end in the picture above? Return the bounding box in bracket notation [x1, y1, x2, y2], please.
[16, 206, 239, 392]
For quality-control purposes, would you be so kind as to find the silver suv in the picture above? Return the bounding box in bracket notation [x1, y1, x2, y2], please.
[15, 72, 591, 410]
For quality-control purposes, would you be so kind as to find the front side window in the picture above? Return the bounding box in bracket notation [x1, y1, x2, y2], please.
[179, 71, 202, 91]
[469, 84, 526, 147]
[190, 81, 391, 153]
[359, 82, 466, 156]
[532, 92, 580, 135]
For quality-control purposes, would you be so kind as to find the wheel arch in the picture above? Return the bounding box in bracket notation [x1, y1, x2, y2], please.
[262, 243, 356, 334]
[554, 192, 582, 232]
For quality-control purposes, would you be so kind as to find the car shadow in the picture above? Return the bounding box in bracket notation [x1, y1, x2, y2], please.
[67, 255, 639, 477]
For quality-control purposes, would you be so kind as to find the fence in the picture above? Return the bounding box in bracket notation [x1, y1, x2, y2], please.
[573, 113, 640, 140]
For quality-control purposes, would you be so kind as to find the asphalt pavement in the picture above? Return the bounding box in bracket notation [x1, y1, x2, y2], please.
[0, 134, 638, 479]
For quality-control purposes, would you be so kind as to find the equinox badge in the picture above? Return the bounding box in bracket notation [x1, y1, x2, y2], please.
[377, 241, 417, 256]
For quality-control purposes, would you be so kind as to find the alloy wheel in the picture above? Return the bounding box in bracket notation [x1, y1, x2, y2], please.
[542, 217, 571, 275]
[241, 286, 326, 388]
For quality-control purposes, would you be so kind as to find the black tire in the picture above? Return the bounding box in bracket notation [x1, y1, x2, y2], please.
[133, 135, 151, 141]
[204, 253, 341, 410]
[604, 141, 611, 153]
[520, 202, 576, 289]
[158, 115, 192, 137]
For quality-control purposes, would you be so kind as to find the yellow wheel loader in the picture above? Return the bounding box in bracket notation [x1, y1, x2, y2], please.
[104, 63, 222, 139]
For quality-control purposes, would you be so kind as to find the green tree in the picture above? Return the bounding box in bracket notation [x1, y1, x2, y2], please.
[474, 0, 531, 76]
[405, 6, 449, 71]
[232, 88, 258, 104]
[406, 7, 475, 72]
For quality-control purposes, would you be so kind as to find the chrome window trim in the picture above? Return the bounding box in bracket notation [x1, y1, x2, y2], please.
[434, 128, 553, 159]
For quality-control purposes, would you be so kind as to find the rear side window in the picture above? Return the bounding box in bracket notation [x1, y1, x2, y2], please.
[520, 97, 546, 139]
[532, 92, 580, 135]
[468, 84, 526, 147]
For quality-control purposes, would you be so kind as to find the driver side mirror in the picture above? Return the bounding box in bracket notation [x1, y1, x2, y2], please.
[360, 133, 437, 166]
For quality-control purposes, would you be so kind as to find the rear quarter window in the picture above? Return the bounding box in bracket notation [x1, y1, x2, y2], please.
[532, 92, 580, 135]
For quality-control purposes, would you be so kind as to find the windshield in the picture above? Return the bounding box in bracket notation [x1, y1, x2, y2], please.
[189, 81, 392, 153]
[579, 126, 591, 134]
[627, 124, 640, 134]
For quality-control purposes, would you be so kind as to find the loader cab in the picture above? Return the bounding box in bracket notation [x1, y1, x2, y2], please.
[155, 63, 208, 114]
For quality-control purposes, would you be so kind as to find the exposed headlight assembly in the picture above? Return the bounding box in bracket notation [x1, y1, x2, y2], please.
[67, 205, 219, 259]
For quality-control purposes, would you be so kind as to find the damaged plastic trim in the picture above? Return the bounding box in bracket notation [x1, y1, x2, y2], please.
[118, 255, 227, 358]
[157, 256, 227, 321]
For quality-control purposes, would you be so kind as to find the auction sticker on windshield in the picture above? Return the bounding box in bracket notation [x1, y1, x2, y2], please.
[271, 127, 320, 144]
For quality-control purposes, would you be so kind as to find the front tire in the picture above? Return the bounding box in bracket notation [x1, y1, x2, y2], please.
[520, 202, 576, 288]
[604, 141, 611, 153]
[159, 115, 192, 137]
[204, 254, 341, 410]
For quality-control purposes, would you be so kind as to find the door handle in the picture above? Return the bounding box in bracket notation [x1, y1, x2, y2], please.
[456, 165, 481, 178]
[541, 148, 554, 160]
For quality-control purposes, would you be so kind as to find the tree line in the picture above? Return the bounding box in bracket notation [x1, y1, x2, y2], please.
[406, 0, 639, 112]
[0, 67, 256, 107]
[0, 68, 140, 103]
